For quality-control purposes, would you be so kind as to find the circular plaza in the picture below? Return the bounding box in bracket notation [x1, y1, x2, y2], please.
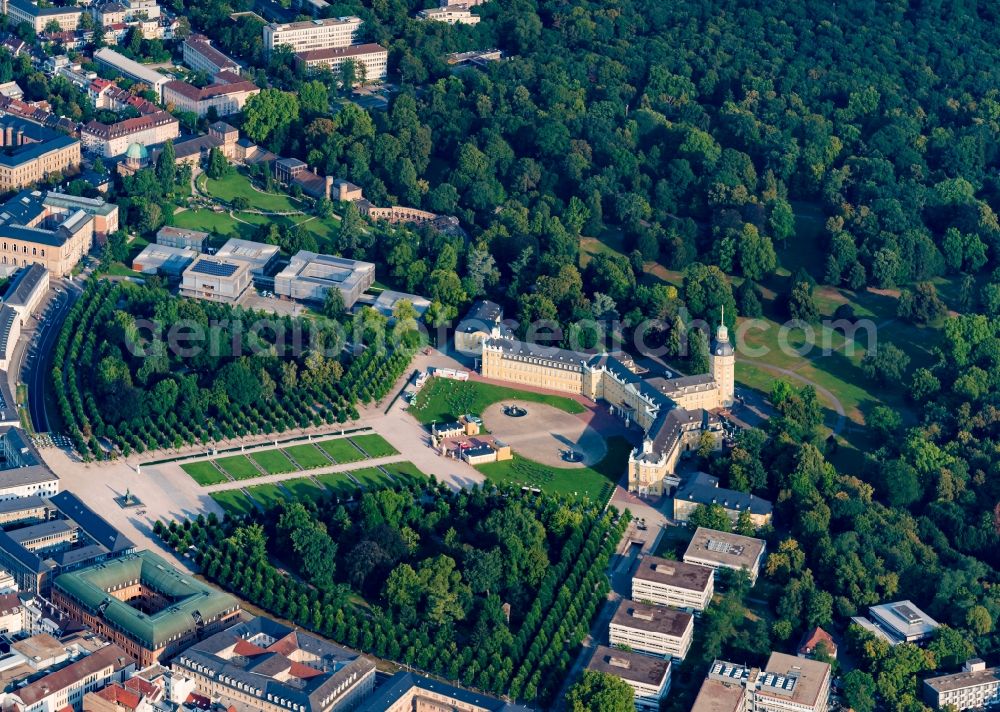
[481, 401, 608, 468]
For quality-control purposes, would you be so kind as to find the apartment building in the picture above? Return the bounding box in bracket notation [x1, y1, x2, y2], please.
[588, 646, 671, 712]
[0, 644, 135, 712]
[162, 71, 259, 117]
[2, 0, 81, 32]
[0, 117, 80, 192]
[692, 655, 831, 712]
[182, 33, 240, 75]
[263, 16, 362, 53]
[610, 599, 694, 661]
[632, 555, 714, 611]
[924, 659, 1000, 711]
[81, 111, 179, 158]
[683, 527, 767, 586]
[295, 43, 387, 82]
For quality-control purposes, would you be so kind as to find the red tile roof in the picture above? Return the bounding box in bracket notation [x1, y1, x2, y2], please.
[94, 684, 142, 710]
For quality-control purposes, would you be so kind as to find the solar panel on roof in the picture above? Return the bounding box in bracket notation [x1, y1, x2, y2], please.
[192, 260, 238, 277]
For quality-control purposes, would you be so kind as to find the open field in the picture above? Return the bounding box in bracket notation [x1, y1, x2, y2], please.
[409, 378, 586, 424]
[214, 455, 262, 480]
[180, 460, 227, 485]
[477, 435, 631, 502]
[350, 433, 398, 458]
[249, 449, 297, 475]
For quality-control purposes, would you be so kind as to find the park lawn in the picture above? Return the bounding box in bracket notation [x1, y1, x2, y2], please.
[350, 433, 398, 458]
[180, 460, 228, 486]
[248, 483, 288, 510]
[317, 438, 366, 464]
[283, 444, 332, 470]
[283, 477, 326, 501]
[477, 435, 631, 502]
[409, 378, 586, 424]
[383, 461, 428, 485]
[215, 455, 263, 480]
[172, 208, 248, 238]
[211, 490, 256, 516]
[348, 467, 396, 489]
[316, 471, 359, 496]
[249, 449, 297, 475]
[203, 171, 301, 212]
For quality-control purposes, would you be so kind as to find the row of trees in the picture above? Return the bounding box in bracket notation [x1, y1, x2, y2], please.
[155, 480, 626, 705]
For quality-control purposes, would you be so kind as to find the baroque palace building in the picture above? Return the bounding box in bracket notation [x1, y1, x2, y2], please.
[472, 303, 735, 496]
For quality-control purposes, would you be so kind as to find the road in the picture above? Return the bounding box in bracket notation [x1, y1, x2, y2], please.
[24, 280, 80, 433]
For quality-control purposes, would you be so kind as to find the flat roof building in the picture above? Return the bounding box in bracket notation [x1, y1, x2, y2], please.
[295, 43, 387, 82]
[263, 16, 362, 53]
[131, 243, 197, 277]
[863, 600, 940, 645]
[274, 250, 375, 306]
[692, 655, 831, 712]
[587, 645, 671, 712]
[179, 256, 252, 303]
[182, 34, 241, 75]
[417, 5, 480, 23]
[53, 550, 241, 666]
[632, 555, 714, 611]
[370, 289, 430, 319]
[610, 599, 694, 662]
[156, 226, 207, 251]
[924, 658, 1000, 711]
[359, 671, 531, 711]
[683, 527, 766, 586]
[214, 237, 280, 275]
[93, 48, 171, 100]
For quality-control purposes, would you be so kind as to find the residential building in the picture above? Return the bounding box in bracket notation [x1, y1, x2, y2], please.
[852, 600, 940, 645]
[673, 472, 773, 527]
[0, 643, 135, 712]
[52, 551, 241, 666]
[179, 257, 252, 303]
[587, 646, 671, 712]
[417, 6, 480, 24]
[798, 626, 837, 660]
[1, 0, 81, 32]
[214, 236, 279, 275]
[156, 225, 207, 251]
[162, 71, 260, 118]
[924, 658, 1000, 711]
[295, 43, 387, 82]
[92, 2, 126, 26]
[682, 527, 766, 586]
[359, 671, 531, 711]
[0, 94, 77, 135]
[88, 78, 160, 115]
[0, 490, 136, 594]
[81, 111, 179, 158]
[173, 616, 376, 712]
[0, 188, 99, 276]
[273, 250, 375, 306]
[609, 599, 694, 661]
[182, 34, 241, 75]
[0, 591, 22, 634]
[82, 682, 155, 712]
[692, 655, 831, 712]
[131, 243, 197, 277]
[263, 16, 363, 53]
[0, 117, 80, 192]
[631, 555, 714, 611]
[93, 48, 171, 100]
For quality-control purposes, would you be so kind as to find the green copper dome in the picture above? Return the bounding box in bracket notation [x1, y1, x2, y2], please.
[125, 142, 148, 160]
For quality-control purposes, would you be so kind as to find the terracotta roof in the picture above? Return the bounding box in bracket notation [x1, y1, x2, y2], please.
[94, 683, 142, 710]
[232, 639, 266, 657]
[124, 676, 160, 698]
[798, 626, 837, 656]
[83, 111, 177, 140]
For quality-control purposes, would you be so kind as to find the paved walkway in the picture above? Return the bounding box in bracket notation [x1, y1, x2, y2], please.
[200, 454, 408, 492]
[739, 358, 847, 434]
[481, 400, 607, 467]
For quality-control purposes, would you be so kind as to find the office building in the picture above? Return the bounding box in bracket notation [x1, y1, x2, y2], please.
[852, 600, 940, 645]
[674, 472, 773, 527]
[0, 189, 99, 277]
[0, 426, 58, 501]
[182, 34, 241, 75]
[1, 0, 81, 32]
[692, 655, 831, 712]
[587, 646, 671, 712]
[81, 111, 179, 158]
[682, 527, 766, 585]
[179, 256, 252, 303]
[214, 237, 279, 275]
[53, 550, 241, 666]
[39, 191, 119, 238]
[360, 671, 530, 711]
[173, 616, 375, 712]
[0, 490, 135, 594]
[610, 599, 694, 661]
[131, 243, 197, 277]
[0, 117, 80, 193]
[3, 261, 48, 316]
[924, 658, 1000, 711]
[162, 71, 260, 118]
[631, 555, 714, 611]
[417, 6, 480, 24]
[263, 16, 363, 53]
[274, 250, 375, 306]
[295, 43, 387, 82]
[93, 48, 171, 100]
[156, 226, 207, 251]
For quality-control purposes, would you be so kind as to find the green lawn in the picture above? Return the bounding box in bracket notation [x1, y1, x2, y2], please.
[171, 208, 246, 238]
[211, 490, 256, 516]
[248, 483, 288, 510]
[283, 444, 332, 470]
[316, 471, 360, 495]
[201, 171, 302, 213]
[180, 460, 228, 485]
[214, 455, 263, 480]
[347, 467, 396, 489]
[249, 449, 297, 475]
[477, 435, 631, 502]
[350, 433, 398, 458]
[317, 438, 366, 464]
[283, 477, 327, 501]
[383, 461, 428, 485]
[409, 379, 586, 424]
